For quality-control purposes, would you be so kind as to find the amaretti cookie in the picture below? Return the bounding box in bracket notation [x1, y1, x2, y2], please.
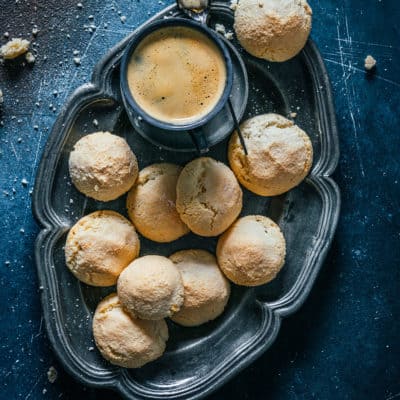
[65, 210, 140, 286]
[234, 0, 312, 62]
[176, 157, 242, 237]
[217, 215, 286, 286]
[170, 250, 230, 327]
[228, 113, 313, 196]
[69, 131, 138, 201]
[117, 255, 184, 320]
[126, 163, 189, 242]
[93, 293, 168, 368]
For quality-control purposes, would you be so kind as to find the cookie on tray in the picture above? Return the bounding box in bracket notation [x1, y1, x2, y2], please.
[69, 131, 138, 202]
[176, 157, 242, 237]
[126, 163, 189, 243]
[234, 0, 312, 62]
[117, 255, 184, 320]
[65, 210, 140, 286]
[170, 249, 230, 327]
[217, 215, 286, 286]
[228, 113, 313, 196]
[93, 293, 168, 368]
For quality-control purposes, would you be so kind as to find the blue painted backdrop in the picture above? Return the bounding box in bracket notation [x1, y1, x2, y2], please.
[0, 0, 399, 399]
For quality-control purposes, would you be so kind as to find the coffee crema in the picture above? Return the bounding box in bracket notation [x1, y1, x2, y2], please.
[127, 26, 227, 126]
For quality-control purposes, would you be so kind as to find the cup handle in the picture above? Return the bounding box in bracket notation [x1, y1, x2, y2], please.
[189, 128, 209, 154]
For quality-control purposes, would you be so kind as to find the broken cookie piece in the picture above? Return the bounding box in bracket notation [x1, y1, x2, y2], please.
[364, 55, 376, 71]
[25, 52, 35, 64]
[0, 38, 30, 59]
[214, 23, 234, 40]
[230, 0, 238, 11]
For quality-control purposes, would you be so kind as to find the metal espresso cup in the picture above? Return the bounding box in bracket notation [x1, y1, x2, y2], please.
[120, 17, 234, 153]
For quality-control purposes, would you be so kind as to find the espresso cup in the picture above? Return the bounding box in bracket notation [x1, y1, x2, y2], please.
[120, 18, 233, 153]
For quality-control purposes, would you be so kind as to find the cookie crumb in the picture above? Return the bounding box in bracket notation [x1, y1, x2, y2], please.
[47, 366, 58, 383]
[364, 55, 376, 71]
[77, 2, 83, 8]
[21, 178, 28, 186]
[0, 38, 30, 59]
[25, 52, 35, 64]
[3, 32, 9, 38]
[229, 0, 238, 11]
[73, 57, 81, 65]
[92, 119, 98, 127]
[32, 27, 39, 37]
[215, 23, 226, 35]
[120, 15, 127, 23]
[290, 112, 297, 118]
[214, 23, 233, 40]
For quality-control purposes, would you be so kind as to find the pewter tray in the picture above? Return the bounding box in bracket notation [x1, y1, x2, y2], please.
[33, 2, 340, 399]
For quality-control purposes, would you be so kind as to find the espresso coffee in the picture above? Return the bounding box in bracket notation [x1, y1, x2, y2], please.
[127, 26, 227, 126]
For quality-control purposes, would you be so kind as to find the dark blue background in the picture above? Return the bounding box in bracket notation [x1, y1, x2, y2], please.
[0, 0, 399, 399]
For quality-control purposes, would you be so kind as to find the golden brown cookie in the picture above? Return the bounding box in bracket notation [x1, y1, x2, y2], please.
[69, 131, 138, 201]
[65, 210, 140, 286]
[117, 255, 184, 320]
[92, 293, 168, 368]
[234, 0, 312, 62]
[0, 38, 30, 59]
[176, 157, 242, 237]
[126, 163, 189, 242]
[217, 215, 286, 286]
[228, 113, 313, 196]
[169, 249, 230, 327]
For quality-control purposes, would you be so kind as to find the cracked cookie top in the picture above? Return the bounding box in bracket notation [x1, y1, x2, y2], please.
[169, 249, 230, 327]
[126, 163, 189, 242]
[228, 113, 313, 196]
[65, 210, 140, 286]
[176, 157, 243, 237]
[93, 293, 168, 368]
[69, 131, 138, 202]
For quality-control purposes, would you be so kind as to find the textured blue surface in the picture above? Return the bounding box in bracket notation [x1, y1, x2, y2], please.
[0, 0, 399, 399]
